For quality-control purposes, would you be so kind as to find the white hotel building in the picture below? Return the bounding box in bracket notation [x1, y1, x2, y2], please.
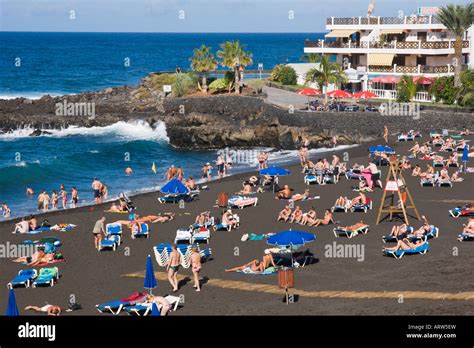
[303, 8, 473, 102]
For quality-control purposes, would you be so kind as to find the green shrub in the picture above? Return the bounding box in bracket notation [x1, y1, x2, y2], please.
[430, 76, 457, 104]
[246, 79, 266, 93]
[209, 78, 228, 92]
[172, 73, 197, 97]
[270, 64, 284, 82]
[270, 65, 297, 85]
[148, 73, 176, 91]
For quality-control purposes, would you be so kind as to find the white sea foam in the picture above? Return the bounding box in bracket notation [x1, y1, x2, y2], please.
[0, 120, 169, 142]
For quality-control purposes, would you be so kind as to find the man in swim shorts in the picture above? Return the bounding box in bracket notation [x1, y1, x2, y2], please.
[167, 244, 181, 292]
[92, 178, 103, 204]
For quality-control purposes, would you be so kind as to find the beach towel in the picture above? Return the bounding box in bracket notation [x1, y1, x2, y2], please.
[237, 266, 277, 275]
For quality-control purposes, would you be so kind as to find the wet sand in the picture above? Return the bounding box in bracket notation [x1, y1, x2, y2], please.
[1, 133, 473, 315]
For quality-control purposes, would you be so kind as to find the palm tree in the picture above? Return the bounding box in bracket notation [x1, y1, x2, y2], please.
[397, 75, 420, 102]
[437, 4, 474, 87]
[190, 45, 218, 93]
[304, 54, 347, 102]
[300, 53, 320, 63]
[217, 41, 253, 94]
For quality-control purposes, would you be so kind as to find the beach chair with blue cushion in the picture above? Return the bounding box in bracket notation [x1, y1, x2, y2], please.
[98, 234, 121, 251]
[333, 225, 369, 239]
[153, 243, 172, 267]
[383, 243, 430, 259]
[106, 223, 122, 236]
[158, 193, 197, 204]
[408, 226, 439, 242]
[350, 198, 372, 213]
[132, 223, 149, 239]
[304, 175, 319, 185]
[382, 227, 414, 243]
[331, 204, 348, 213]
[124, 295, 181, 316]
[449, 205, 474, 218]
[96, 292, 147, 314]
[7, 269, 37, 289]
[345, 169, 364, 180]
[32, 267, 59, 287]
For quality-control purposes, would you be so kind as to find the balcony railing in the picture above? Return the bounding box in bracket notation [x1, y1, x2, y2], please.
[327, 15, 441, 26]
[368, 65, 454, 74]
[304, 39, 469, 50]
[369, 89, 433, 102]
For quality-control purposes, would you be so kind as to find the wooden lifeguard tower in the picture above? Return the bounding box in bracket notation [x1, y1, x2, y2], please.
[376, 155, 421, 225]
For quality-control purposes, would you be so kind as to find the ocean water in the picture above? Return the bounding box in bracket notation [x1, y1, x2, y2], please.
[0, 32, 344, 219]
[0, 32, 324, 99]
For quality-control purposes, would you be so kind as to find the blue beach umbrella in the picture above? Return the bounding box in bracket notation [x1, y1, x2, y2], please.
[160, 178, 189, 195]
[259, 166, 291, 176]
[6, 288, 19, 316]
[151, 303, 161, 316]
[368, 145, 395, 154]
[144, 255, 157, 294]
[267, 230, 316, 247]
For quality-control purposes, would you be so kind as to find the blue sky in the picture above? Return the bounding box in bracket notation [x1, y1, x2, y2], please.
[0, 0, 467, 32]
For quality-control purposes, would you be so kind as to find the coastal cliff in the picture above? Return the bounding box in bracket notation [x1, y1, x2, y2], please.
[1, 79, 473, 149]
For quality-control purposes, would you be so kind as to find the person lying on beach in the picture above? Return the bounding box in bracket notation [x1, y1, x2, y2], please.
[184, 177, 197, 190]
[277, 206, 292, 222]
[351, 163, 365, 172]
[290, 206, 303, 224]
[225, 254, 275, 273]
[12, 250, 54, 266]
[275, 185, 292, 200]
[149, 213, 175, 223]
[390, 224, 410, 237]
[462, 217, 474, 234]
[25, 304, 61, 316]
[408, 215, 431, 238]
[409, 142, 421, 156]
[311, 209, 335, 227]
[451, 171, 463, 182]
[400, 157, 411, 170]
[412, 165, 422, 177]
[334, 196, 352, 209]
[446, 153, 458, 167]
[438, 168, 451, 183]
[420, 164, 435, 178]
[460, 127, 470, 136]
[290, 189, 310, 202]
[383, 238, 426, 252]
[195, 212, 211, 226]
[353, 180, 373, 192]
[351, 192, 367, 206]
[239, 181, 253, 194]
[337, 220, 367, 231]
[29, 216, 38, 231]
[107, 201, 122, 212]
[145, 295, 172, 316]
[13, 218, 30, 234]
[440, 138, 454, 152]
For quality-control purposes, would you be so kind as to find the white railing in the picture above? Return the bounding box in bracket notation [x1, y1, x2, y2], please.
[369, 89, 432, 102]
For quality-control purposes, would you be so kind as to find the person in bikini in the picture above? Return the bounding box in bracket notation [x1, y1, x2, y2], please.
[390, 223, 410, 237]
[383, 238, 426, 251]
[290, 206, 303, 224]
[311, 209, 335, 227]
[300, 207, 317, 226]
[275, 185, 292, 200]
[277, 205, 292, 222]
[151, 212, 175, 223]
[146, 295, 172, 316]
[225, 254, 275, 273]
[190, 246, 202, 292]
[167, 244, 181, 292]
[290, 189, 310, 202]
[25, 304, 61, 316]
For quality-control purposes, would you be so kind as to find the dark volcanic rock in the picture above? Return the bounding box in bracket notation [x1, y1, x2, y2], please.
[29, 129, 52, 136]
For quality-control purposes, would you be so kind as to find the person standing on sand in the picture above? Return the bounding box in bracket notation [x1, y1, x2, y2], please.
[42, 191, 50, 211]
[59, 186, 67, 209]
[190, 246, 202, 292]
[51, 191, 58, 210]
[71, 187, 79, 208]
[167, 244, 181, 292]
[92, 178, 103, 204]
[383, 125, 389, 144]
[93, 217, 106, 249]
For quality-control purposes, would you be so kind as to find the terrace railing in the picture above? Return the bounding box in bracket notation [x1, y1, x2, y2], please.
[304, 39, 469, 50]
[368, 65, 454, 74]
[327, 15, 442, 26]
[368, 89, 433, 102]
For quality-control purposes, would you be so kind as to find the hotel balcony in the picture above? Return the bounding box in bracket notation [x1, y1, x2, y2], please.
[326, 15, 440, 26]
[304, 39, 470, 55]
[368, 65, 455, 74]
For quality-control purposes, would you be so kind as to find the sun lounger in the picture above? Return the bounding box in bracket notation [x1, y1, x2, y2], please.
[175, 228, 192, 244]
[98, 234, 121, 251]
[132, 223, 149, 239]
[345, 170, 364, 180]
[96, 292, 147, 314]
[437, 180, 453, 187]
[190, 217, 214, 230]
[383, 243, 430, 259]
[106, 223, 122, 236]
[449, 206, 474, 218]
[153, 243, 211, 268]
[228, 195, 258, 209]
[398, 133, 415, 142]
[433, 160, 444, 167]
[407, 226, 439, 242]
[192, 227, 210, 244]
[420, 178, 435, 187]
[351, 198, 372, 213]
[333, 225, 369, 238]
[31, 267, 59, 287]
[331, 205, 348, 213]
[458, 233, 474, 242]
[124, 295, 181, 316]
[304, 175, 319, 185]
[273, 251, 314, 268]
[382, 227, 414, 243]
[7, 269, 37, 289]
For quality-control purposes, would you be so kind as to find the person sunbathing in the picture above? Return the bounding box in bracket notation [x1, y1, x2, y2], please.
[462, 217, 474, 234]
[334, 196, 351, 209]
[412, 165, 422, 177]
[290, 206, 303, 224]
[300, 207, 317, 226]
[354, 180, 373, 192]
[222, 209, 238, 229]
[184, 177, 197, 190]
[351, 192, 367, 206]
[29, 216, 38, 231]
[195, 212, 210, 225]
[311, 209, 335, 227]
[13, 218, 30, 234]
[25, 304, 61, 316]
[383, 238, 426, 251]
[146, 295, 172, 316]
[451, 171, 463, 182]
[225, 259, 265, 273]
[12, 250, 46, 265]
[420, 164, 434, 178]
[440, 138, 454, 152]
[151, 212, 175, 223]
[409, 215, 431, 238]
[337, 220, 367, 231]
[446, 153, 458, 167]
[108, 201, 122, 212]
[351, 163, 364, 172]
[277, 205, 292, 222]
[248, 176, 260, 186]
[118, 198, 130, 212]
[409, 142, 420, 156]
[390, 223, 409, 237]
[438, 168, 451, 183]
[275, 185, 292, 200]
[290, 189, 310, 202]
[239, 181, 253, 194]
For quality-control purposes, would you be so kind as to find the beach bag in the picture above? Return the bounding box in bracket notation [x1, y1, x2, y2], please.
[67, 301, 82, 311]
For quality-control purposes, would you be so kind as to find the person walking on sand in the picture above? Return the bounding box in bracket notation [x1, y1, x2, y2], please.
[71, 187, 79, 208]
[93, 217, 106, 249]
[190, 246, 202, 292]
[383, 125, 389, 144]
[167, 244, 181, 292]
[92, 178, 103, 204]
[59, 186, 67, 209]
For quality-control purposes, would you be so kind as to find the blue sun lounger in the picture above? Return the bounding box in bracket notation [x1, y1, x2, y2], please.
[106, 223, 122, 236]
[96, 292, 148, 314]
[345, 170, 364, 180]
[383, 243, 430, 259]
[408, 226, 439, 242]
[132, 223, 149, 239]
[304, 175, 319, 185]
[7, 269, 37, 289]
[32, 267, 59, 287]
[98, 235, 121, 251]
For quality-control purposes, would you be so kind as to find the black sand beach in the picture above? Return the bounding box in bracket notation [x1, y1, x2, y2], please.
[1, 133, 473, 316]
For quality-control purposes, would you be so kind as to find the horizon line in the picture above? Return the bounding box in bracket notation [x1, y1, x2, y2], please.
[0, 30, 325, 34]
